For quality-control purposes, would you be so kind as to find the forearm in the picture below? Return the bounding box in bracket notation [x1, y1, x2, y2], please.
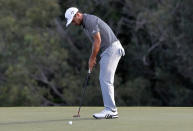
[90, 39, 101, 60]
[88, 32, 101, 71]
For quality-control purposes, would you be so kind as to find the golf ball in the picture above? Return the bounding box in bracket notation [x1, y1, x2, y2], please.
[68, 121, 72, 125]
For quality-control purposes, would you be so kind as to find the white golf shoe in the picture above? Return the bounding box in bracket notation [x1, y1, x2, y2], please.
[93, 109, 118, 119]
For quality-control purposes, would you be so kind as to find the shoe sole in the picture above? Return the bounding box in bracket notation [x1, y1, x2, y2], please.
[93, 114, 119, 119]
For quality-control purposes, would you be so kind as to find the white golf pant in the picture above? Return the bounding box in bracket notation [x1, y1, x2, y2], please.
[99, 41, 125, 112]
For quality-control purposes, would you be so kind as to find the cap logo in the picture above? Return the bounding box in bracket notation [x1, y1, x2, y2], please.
[71, 11, 74, 15]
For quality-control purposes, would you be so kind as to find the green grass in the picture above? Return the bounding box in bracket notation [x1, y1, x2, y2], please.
[0, 107, 192, 131]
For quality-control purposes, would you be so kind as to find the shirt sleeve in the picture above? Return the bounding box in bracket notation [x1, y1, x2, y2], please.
[90, 18, 100, 36]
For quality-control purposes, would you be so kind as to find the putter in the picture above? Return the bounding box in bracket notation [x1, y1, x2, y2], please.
[73, 69, 91, 118]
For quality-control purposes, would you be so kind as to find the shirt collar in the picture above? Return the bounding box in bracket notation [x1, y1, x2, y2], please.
[82, 13, 87, 28]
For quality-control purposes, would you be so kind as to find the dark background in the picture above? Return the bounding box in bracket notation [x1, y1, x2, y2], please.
[0, 0, 193, 106]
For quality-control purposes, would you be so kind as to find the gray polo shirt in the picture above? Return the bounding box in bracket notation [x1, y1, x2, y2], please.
[82, 13, 118, 53]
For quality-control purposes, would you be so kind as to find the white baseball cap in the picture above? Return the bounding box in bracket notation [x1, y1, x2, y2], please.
[65, 7, 79, 27]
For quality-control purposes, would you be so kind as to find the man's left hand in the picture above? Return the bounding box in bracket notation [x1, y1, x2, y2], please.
[89, 57, 96, 72]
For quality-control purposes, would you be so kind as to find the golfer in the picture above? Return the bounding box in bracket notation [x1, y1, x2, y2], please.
[65, 7, 125, 119]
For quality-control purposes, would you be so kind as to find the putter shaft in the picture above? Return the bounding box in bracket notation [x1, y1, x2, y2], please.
[73, 70, 91, 117]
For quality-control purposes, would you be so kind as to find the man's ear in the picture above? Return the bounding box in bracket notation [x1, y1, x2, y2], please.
[76, 12, 80, 17]
[77, 12, 82, 18]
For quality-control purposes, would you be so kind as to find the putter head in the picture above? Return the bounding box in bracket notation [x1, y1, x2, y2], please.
[73, 114, 80, 118]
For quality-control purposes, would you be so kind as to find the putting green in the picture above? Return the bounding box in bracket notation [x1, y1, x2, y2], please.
[0, 107, 192, 131]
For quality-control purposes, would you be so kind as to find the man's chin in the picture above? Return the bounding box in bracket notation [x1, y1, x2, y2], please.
[73, 23, 81, 26]
[76, 24, 81, 26]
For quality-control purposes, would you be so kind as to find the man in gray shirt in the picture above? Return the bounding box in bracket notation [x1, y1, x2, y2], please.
[65, 7, 125, 119]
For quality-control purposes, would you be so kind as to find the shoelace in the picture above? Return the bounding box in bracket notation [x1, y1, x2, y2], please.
[99, 109, 107, 114]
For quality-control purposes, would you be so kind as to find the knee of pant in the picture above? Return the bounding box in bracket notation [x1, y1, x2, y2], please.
[99, 77, 113, 86]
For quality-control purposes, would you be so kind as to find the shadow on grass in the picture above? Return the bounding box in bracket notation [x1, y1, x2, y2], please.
[0, 117, 96, 125]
